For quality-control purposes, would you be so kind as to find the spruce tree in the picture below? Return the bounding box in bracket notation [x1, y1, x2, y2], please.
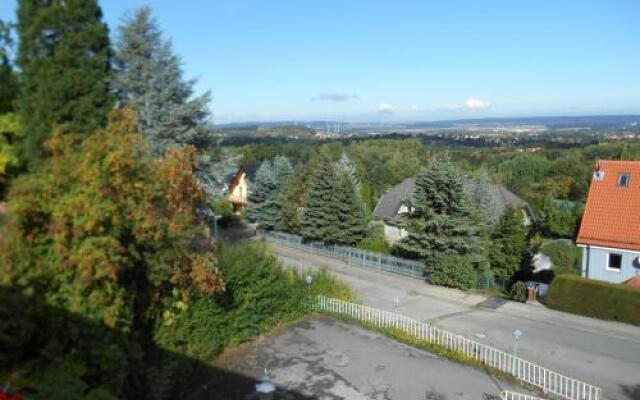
[329, 171, 366, 245]
[489, 206, 528, 279]
[259, 156, 293, 230]
[0, 20, 18, 114]
[395, 159, 486, 289]
[113, 6, 213, 156]
[471, 169, 500, 225]
[300, 150, 339, 242]
[247, 159, 276, 223]
[16, 0, 112, 165]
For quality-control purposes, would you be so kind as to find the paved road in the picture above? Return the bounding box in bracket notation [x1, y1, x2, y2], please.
[201, 317, 530, 400]
[268, 242, 640, 400]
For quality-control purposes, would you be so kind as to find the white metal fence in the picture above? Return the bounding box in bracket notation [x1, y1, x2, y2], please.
[501, 390, 547, 400]
[316, 296, 601, 400]
[263, 230, 425, 279]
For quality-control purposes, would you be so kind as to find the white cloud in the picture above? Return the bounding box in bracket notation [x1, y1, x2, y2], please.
[378, 102, 394, 114]
[312, 92, 358, 102]
[464, 97, 492, 110]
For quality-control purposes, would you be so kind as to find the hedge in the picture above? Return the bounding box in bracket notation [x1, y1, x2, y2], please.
[546, 274, 640, 326]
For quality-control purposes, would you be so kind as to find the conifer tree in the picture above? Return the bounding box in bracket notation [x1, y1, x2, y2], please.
[16, 0, 112, 165]
[300, 150, 339, 242]
[0, 20, 18, 114]
[395, 159, 486, 289]
[489, 206, 528, 279]
[329, 171, 367, 245]
[247, 159, 276, 224]
[113, 6, 213, 156]
[470, 169, 501, 225]
[259, 156, 293, 230]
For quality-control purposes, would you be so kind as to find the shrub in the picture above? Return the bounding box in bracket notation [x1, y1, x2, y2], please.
[509, 281, 527, 302]
[426, 252, 476, 290]
[546, 275, 640, 326]
[541, 241, 582, 275]
[358, 237, 392, 254]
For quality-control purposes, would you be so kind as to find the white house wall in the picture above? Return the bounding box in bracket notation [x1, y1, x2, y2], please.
[580, 245, 640, 283]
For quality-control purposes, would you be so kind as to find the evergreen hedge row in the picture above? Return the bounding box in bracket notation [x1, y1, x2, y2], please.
[546, 275, 640, 326]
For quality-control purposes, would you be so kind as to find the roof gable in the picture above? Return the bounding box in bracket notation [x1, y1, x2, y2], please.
[577, 160, 640, 251]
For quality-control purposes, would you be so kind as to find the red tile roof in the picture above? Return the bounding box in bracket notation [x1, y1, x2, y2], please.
[576, 160, 640, 251]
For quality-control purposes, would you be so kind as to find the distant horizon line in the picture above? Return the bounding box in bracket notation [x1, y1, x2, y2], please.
[215, 113, 640, 127]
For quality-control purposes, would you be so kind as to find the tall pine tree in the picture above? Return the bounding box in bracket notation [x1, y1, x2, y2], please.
[16, 0, 112, 165]
[247, 159, 277, 223]
[113, 6, 213, 156]
[0, 20, 18, 114]
[300, 150, 339, 242]
[259, 156, 293, 230]
[489, 206, 528, 280]
[329, 171, 366, 245]
[395, 159, 486, 289]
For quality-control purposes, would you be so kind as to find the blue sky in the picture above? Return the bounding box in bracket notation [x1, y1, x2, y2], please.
[1, 0, 639, 123]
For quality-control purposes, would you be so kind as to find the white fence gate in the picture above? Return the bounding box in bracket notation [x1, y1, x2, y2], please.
[316, 296, 601, 400]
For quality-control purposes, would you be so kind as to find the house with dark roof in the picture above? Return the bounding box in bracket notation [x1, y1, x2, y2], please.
[226, 165, 257, 212]
[576, 160, 640, 283]
[373, 176, 533, 243]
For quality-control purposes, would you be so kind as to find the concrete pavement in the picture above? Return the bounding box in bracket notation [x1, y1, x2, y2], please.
[268, 242, 640, 400]
[206, 317, 532, 400]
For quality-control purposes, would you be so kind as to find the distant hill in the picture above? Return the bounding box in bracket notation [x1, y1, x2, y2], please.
[217, 124, 316, 138]
[217, 115, 640, 133]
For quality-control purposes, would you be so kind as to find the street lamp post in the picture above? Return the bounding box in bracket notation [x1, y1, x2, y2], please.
[212, 214, 222, 239]
[512, 329, 522, 374]
[305, 274, 313, 309]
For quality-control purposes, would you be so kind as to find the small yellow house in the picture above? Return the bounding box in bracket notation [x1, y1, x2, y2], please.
[227, 166, 257, 212]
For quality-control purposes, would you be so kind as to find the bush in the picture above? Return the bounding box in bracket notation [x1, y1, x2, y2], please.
[426, 252, 476, 290]
[509, 281, 527, 302]
[546, 275, 640, 326]
[358, 237, 392, 254]
[541, 241, 582, 275]
[154, 242, 354, 362]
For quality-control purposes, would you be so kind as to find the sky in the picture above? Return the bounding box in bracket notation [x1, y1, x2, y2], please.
[1, 0, 639, 124]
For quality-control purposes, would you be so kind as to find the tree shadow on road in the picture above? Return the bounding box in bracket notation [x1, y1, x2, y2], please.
[0, 286, 315, 400]
[621, 384, 640, 400]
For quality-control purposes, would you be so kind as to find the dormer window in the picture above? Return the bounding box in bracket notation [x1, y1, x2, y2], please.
[618, 172, 630, 187]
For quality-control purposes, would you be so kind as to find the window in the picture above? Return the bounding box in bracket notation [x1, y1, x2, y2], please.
[617, 172, 630, 187]
[607, 253, 622, 271]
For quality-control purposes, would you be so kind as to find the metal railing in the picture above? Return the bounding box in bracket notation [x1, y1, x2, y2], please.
[316, 296, 601, 400]
[501, 391, 547, 400]
[262, 230, 425, 279]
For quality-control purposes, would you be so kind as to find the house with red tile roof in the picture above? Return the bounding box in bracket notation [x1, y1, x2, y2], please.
[576, 160, 640, 283]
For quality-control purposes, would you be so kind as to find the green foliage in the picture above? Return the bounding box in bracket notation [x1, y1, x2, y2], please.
[0, 113, 20, 182]
[16, 0, 112, 165]
[539, 198, 583, 238]
[469, 169, 501, 225]
[247, 156, 293, 229]
[153, 242, 353, 361]
[113, 6, 213, 156]
[347, 139, 428, 195]
[509, 281, 527, 303]
[426, 252, 476, 290]
[300, 150, 366, 245]
[489, 207, 529, 280]
[497, 154, 553, 193]
[330, 171, 367, 245]
[358, 221, 392, 254]
[394, 159, 486, 264]
[541, 241, 582, 275]
[0, 19, 17, 115]
[0, 109, 223, 399]
[547, 275, 640, 326]
[300, 150, 339, 241]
